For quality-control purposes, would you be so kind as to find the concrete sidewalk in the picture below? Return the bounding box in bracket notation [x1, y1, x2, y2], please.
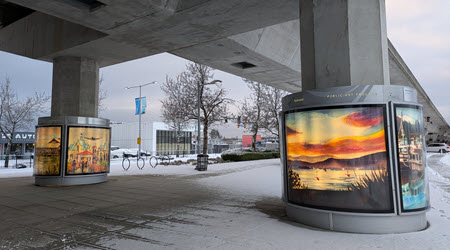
[2, 158, 450, 250]
[0, 170, 285, 249]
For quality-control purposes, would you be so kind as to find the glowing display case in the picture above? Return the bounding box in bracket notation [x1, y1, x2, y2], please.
[34, 117, 110, 186]
[280, 85, 429, 233]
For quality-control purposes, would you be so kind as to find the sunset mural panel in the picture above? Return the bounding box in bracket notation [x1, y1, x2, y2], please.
[66, 127, 110, 175]
[395, 105, 429, 211]
[285, 106, 393, 212]
[34, 126, 62, 176]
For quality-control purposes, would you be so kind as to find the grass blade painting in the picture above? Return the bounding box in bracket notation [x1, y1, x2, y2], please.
[66, 127, 111, 175]
[395, 105, 429, 211]
[285, 105, 393, 212]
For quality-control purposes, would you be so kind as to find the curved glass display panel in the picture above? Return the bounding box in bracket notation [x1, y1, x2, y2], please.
[66, 126, 111, 175]
[34, 126, 62, 176]
[284, 105, 394, 212]
[394, 104, 429, 212]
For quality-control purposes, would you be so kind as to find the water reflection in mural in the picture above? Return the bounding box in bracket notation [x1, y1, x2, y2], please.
[395, 105, 429, 211]
[66, 127, 110, 175]
[285, 105, 393, 212]
[34, 126, 62, 176]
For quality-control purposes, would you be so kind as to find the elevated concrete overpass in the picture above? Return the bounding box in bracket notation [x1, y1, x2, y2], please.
[0, 0, 448, 142]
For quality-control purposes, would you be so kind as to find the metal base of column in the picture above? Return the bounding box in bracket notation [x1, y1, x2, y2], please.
[34, 116, 110, 187]
[35, 173, 107, 186]
[286, 203, 428, 234]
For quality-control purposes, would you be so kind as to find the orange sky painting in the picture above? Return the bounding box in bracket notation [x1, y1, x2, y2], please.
[286, 107, 386, 163]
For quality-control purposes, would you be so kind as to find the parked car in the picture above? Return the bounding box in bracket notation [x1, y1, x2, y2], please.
[426, 143, 450, 153]
[110, 148, 131, 158]
[128, 148, 151, 157]
[111, 146, 120, 151]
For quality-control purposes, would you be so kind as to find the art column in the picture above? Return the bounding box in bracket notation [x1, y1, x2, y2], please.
[279, 0, 429, 233]
[34, 56, 111, 186]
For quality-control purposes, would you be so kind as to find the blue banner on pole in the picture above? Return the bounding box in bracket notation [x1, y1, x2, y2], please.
[135, 97, 147, 115]
[135, 98, 140, 115]
[141, 97, 147, 114]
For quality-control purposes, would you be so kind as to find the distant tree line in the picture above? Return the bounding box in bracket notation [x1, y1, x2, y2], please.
[0, 77, 49, 168]
[160, 62, 288, 153]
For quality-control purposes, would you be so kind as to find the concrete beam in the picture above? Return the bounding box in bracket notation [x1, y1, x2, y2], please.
[300, 0, 390, 90]
[0, 12, 106, 60]
[172, 19, 448, 134]
[51, 56, 99, 117]
[4, 0, 299, 66]
[172, 20, 301, 92]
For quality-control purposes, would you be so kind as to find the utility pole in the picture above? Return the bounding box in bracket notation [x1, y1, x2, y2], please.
[125, 81, 158, 158]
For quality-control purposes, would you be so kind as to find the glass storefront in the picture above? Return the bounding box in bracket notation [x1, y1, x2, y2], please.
[1, 132, 36, 157]
[11, 143, 23, 155]
[156, 130, 192, 155]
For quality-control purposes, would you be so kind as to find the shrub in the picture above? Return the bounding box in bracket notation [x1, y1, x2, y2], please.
[221, 151, 280, 162]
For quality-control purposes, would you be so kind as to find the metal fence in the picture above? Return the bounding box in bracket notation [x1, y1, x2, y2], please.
[0, 155, 34, 168]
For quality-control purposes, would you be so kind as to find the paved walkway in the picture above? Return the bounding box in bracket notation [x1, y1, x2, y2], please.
[0, 161, 285, 249]
[2, 157, 450, 250]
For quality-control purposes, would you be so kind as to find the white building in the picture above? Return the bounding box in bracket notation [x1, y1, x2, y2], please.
[111, 121, 199, 155]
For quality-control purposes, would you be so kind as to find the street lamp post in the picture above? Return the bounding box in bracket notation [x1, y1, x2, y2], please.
[125, 81, 158, 158]
[197, 79, 222, 155]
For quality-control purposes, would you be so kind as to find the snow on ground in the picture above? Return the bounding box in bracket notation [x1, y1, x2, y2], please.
[2, 153, 450, 248]
[0, 154, 223, 178]
[108, 157, 277, 177]
[192, 156, 450, 249]
[0, 155, 276, 180]
[0, 167, 33, 178]
[440, 153, 450, 166]
[197, 161, 282, 197]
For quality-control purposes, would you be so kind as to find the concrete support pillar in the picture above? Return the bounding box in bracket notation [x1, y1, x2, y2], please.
[300, 0, 390, 90]
[51, 56, 99, 117]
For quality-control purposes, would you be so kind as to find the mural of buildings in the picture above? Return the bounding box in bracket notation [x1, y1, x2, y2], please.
[395, 106, 428, 211]
[66, 127, 110, 174]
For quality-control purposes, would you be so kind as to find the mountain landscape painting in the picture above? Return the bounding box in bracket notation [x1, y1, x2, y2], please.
[285, 106, 393, 212]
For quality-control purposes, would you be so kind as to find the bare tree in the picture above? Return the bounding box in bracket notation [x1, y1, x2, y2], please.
[239, 79, 289, 149]
[0, 77, 50, 168]
[209, 128, 222, 139]
[161, 62, 231, 154]
[260, 86, 288, 138]
[239, 80, 264, 150]
[161, 75, 191, 157]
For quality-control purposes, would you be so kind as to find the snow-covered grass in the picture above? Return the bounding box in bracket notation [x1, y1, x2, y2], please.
[440, 153, 450, 166]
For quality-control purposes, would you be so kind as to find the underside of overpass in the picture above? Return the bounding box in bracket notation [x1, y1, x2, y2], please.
[0, 0, 448, 141]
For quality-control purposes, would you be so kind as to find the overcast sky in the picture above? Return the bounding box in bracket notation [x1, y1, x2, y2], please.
[0, 0, 449, 137]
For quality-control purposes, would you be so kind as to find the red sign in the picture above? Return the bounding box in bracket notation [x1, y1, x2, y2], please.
[242, 135, 261, 148]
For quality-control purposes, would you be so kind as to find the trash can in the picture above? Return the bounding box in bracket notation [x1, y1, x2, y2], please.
[196, 154, 209, 171]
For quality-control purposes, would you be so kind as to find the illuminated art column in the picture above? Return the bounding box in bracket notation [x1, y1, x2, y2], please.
[34, 117, 110, 186]
[280, 85, 429, 233]
[34, 57, 110, 186]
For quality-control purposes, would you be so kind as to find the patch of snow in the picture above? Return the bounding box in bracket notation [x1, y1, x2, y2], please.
[439, 154, 450, 166]
[0, 167, 33, 178]
[109, 158, 278, 177]
[198, 163, 282, 197]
